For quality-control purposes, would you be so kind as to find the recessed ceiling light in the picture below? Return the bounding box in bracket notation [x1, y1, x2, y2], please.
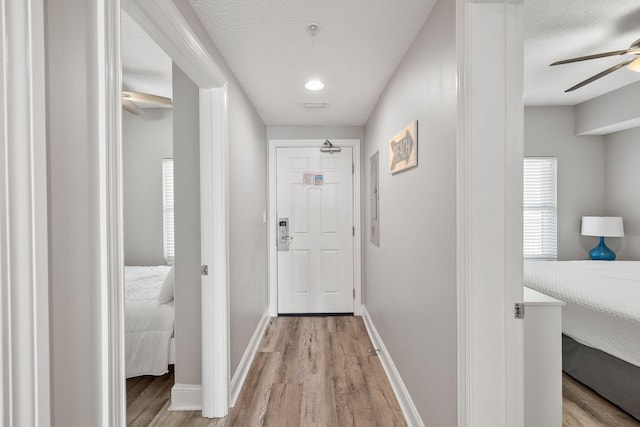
[305, 80, 324, 91]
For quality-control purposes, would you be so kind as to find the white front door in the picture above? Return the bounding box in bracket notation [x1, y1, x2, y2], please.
[276, 146, 354, 314]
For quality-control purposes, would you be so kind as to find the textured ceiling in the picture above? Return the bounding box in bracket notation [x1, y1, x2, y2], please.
[121, 1, 640, 120]
[188, 0, 436, 126]
[121, 10, 172, 103]
[524, 0, 640, 106]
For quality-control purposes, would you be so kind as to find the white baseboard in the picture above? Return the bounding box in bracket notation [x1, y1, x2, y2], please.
[229, 309, 271, 406]
[361, 306, 424, 427]
[170, 384, 202, 411]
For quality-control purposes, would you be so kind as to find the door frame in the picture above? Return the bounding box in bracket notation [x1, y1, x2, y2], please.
[267, 139, 362, 317]
[0, 0, 50, 424]
[117, 0, 230, 419]
[456, 1, 524, 426]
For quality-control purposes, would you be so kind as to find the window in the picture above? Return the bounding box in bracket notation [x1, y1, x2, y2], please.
[523, 157, 557, 260]
[162, 158, 174, 264]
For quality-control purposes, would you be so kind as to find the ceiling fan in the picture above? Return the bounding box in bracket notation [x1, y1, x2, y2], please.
[122, 90, 172, 115]
[550, 38, 640, 92]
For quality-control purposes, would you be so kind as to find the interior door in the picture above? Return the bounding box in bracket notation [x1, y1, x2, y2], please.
[276, 146, 354, 314]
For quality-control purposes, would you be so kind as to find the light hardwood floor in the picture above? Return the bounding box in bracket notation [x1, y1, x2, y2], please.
[562, 373, 639, 427]
[127, 316, 640, 427]
[128, 316, 406, 426]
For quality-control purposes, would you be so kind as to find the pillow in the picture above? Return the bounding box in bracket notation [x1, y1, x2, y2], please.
[157, 265, 175, 304]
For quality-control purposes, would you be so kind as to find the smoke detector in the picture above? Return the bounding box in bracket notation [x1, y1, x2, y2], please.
[307, 23, 320, 36]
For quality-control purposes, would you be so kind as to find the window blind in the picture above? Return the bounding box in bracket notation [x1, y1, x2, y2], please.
[523, 157, 557, 260]
[162, 159, 174, 264]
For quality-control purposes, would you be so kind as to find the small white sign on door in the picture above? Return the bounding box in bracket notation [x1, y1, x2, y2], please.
[303, 172, 314, 188]
[303, 172, 324, 189]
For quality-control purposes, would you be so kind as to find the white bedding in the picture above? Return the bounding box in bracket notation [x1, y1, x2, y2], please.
[125, 265, 174, 378]
[524, 260, 640, 367]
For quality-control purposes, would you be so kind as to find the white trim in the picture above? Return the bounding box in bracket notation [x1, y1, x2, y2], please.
[100, 0, 126, 425]
[267, 139, 362, 316]
[361, 308, 423, 427]
[170, 384, 203, 411]
[267, 144, 278, 317]
[352, 144, 362, 316]
[229, 310, 271, 406]
[122, 0, 225, 88]
[110, 0, 231, 421]
[456, 1, 524, 426]
[0, 0, 50, 424]
[199, 87, 230, 418]
[456, 3, 472, 425]
[504, 3, 525, 424]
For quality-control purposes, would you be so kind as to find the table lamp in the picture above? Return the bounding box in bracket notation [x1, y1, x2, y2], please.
[581, 216, 624, 261]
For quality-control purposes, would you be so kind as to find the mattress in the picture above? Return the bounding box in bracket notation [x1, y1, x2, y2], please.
[523, 260, 640, 367]
[125, 265, 174, 378]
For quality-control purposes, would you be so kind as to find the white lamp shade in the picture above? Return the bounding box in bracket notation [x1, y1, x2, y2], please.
[581, 216, 624, 237]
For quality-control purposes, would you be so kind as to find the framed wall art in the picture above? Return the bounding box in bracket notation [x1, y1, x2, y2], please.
[388, 120, 417, 174]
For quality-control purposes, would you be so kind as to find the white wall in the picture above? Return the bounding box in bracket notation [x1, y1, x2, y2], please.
[173, 0, 269, 378]
[45, 0, 103, 423]
[362, 0, 456, 424]
[266, 126, 364, 141]
[575, 81, 640, 135]
[172, 64, 203, 385]
[123, 109, 173, 266]
[524, 106, 606, 260]
[604, 127, 640, 260]
[227, 83, 269, 375]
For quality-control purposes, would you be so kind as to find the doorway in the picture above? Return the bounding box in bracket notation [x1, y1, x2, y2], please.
[116, 0, 230, 419]
[268, 140, 362, 316]
[120, 8, 175, 389]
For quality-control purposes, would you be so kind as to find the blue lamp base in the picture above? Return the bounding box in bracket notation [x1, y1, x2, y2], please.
[589, 236, 616, 261]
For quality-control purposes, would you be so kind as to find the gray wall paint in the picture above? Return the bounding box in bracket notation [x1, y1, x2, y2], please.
[172, 64, 202, 385]
[524, 106, 606, 260]
[363, 1, 457, 424]
[228, 83, 269, 375]
[575, 81, 640, 136]
[123, 109, 173, 266]
[267, 126, 364, 141]
[173, 0, 269, 378]
[46, 0, 102, 423]
[604, 127, 640, 260]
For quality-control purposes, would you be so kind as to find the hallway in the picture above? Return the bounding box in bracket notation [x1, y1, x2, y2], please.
[128, 316, 406, 426]
[127, 316, 640, 426]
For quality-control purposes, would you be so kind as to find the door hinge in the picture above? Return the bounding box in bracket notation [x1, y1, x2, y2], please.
[353, 226, 355, 236]
[514, 302, 525, 319]
[202, 265, 209, 276]
[353, 288, 356, 299]
[352, 163, 355, 174]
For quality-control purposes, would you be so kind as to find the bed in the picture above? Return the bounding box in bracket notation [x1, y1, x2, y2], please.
[523, 260, 640, 420]
[125, 265, 175, 378]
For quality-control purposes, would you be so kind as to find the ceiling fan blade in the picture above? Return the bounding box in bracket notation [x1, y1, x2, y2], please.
[564, 58, 635, 92]
[550, 48, 638, 66]
[122, 90, 172, 106]
[122, 99, 144, 115]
